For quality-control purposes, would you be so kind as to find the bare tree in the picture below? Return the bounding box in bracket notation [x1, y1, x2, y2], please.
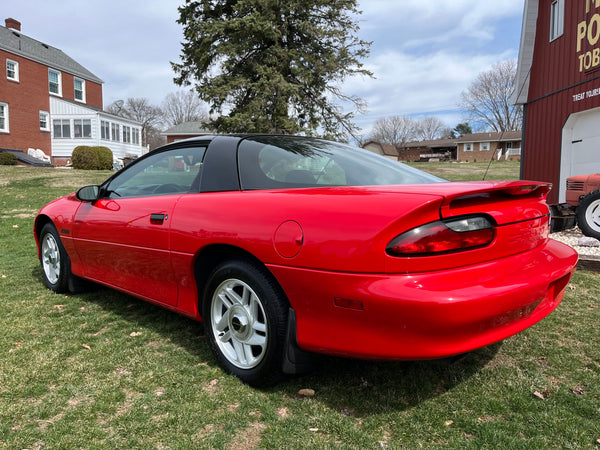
[371, 115, 417, 147]
[414, 116, 447, 141]
[460, 60, 522, 132]
[162, 90, 209, 128]
[107, 98, 163, 148]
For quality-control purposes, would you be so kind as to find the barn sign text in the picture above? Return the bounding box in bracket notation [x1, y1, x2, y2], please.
[577, 0, 600, 72]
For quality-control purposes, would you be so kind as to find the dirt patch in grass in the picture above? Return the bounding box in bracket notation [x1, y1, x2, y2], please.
[227, 422, 266, 449]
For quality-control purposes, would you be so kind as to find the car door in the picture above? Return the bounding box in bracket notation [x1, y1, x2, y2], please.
[72, 145, 207, 305]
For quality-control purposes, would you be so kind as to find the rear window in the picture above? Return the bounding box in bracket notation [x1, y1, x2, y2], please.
[238, 136, 444, 190]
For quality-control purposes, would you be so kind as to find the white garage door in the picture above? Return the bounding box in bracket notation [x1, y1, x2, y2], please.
[559, 106, 600, 203]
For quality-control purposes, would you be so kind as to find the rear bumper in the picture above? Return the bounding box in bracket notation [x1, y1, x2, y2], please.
[268, 239, 578, 360]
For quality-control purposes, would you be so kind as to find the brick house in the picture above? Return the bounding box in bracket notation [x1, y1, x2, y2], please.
[456, 132, 522, 162]
[0, 18, 143, 166]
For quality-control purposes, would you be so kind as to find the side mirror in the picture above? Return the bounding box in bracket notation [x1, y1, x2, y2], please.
[76, 185, 100, 202]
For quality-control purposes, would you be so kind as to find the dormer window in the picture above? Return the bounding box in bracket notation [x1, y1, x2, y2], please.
[6, 59, 18, 82]
[74, 78, 85, 102]
[49, 69, 62, 96]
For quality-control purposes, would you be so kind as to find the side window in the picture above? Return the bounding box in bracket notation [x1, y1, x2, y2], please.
[105, 146, 207, 198]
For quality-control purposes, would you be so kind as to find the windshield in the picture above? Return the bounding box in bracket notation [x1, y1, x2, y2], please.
[238, 136, 445, 190]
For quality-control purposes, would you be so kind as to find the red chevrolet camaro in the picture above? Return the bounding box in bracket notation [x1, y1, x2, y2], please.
[35, 135, 578, 385]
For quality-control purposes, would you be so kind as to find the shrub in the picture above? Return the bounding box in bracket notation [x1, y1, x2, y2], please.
[0, 152, 18, 165]
[71, 146, 113, 170]
[72, 146, 99, 170]
[95, 146, 113, 170]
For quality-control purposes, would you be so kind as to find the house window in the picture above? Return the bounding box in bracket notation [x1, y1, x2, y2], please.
[123, 125, 131, 143]
[550, 0, 564, 41]
[465, 143, 473, 152]
[480, 142, 490, 151]
[74, 78, 85, 102]
[6, 59, 18, 81]
[133, 128, 140, 145]
[40, 111, 50, 131]
[53, 119, 70, 138]
[49, 69, 62, 95]
[74, 119, 91, 138]
[0, 103, 8, 132]
[101, 120, 110, 140]
[111, 123, 120, 141]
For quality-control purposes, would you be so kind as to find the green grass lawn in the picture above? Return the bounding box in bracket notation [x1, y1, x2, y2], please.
[1, 164, 599, 448]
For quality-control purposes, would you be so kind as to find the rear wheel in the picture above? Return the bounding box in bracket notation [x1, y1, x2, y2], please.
[577, 190, 600, 240]
[203, 259, 288, 386]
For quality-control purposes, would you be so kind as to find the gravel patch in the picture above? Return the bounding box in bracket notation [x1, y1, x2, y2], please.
[551, 226, 600, 257]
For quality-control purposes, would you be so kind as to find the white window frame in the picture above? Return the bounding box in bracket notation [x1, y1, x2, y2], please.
[49, 69, 62, 96]
[0, 102, 8, 133]
[111, 123, 120, 142]
[73, 118, 92, 138]
[122, 125, 131, 143]
[6, 59, 19, 82]
[53, 119, 70, 138]
[480, 142, 490, 151]
[101, 120, 110, 140]
[550, 0, 564, 41]
[74, 78, 86, 103]
[133, 128, 140, 145]
[465, 143, 473, 152]
[40, 111, 50, 131]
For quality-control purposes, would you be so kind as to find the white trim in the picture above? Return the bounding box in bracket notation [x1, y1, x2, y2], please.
[6, 58, 19, 82]
[512, 0, 539, 105]
[480, 142, 490, 151]
[39, 110, 50, 131]
[74, 77, 86, 103]
[0, 102, 8, 132]
[559, 106, 600, 203]
[48, 68, 62, 97]
[550, 0, 564, 42]
[464, 143, 473, 152]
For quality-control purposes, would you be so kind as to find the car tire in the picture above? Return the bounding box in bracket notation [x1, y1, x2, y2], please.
[39, 223, 72, 293]
[203, 258, 289, 386]
[576, 189, 600, 240]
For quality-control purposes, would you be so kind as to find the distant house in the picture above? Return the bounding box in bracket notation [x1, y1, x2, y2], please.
[398, 138, 457, 162]
[362, 141, 400, 160]
[373, 132, 522, 163]
[0, 18, 143, 166]
[162, 121, 212, 144]
[456, 132, 522, 162]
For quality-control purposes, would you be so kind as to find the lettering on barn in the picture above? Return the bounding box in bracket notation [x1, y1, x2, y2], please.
[577, 0, 600, 72]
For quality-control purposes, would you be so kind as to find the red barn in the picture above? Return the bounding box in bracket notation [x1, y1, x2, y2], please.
[515, 0, 600, 205]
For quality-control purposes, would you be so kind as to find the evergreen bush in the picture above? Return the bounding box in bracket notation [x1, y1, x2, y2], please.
[0, 152, 18, 165]
[71, 146, 113, 170]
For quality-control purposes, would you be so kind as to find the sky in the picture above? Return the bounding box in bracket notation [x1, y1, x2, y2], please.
[3, 0, 525, 136]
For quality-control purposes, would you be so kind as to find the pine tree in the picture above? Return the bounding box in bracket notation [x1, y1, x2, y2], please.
[172, 0, 371, 140]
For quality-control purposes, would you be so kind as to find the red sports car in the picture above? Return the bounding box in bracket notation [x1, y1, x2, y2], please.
[35, 135, 578, 385]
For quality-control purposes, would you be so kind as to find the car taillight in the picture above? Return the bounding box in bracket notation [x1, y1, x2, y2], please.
[386, 215, 496, 256]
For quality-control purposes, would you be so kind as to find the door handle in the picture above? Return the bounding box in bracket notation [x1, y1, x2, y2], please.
[150, 213, 167, 223]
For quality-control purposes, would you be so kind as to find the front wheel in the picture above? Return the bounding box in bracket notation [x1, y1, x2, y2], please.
[577, 189, 600, 240]
[203, 259, 289, 386]
[39, 223, 71, 293]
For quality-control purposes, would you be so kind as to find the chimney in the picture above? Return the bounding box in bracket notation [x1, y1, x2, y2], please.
[5, 18, 21, 32]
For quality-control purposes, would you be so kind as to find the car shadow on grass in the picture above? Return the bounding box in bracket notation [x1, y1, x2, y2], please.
[279, 344, 501, 415]
[32, 266, 500, 414]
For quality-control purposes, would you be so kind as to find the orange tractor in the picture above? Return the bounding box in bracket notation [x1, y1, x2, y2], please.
[563, 174, 600, 239]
